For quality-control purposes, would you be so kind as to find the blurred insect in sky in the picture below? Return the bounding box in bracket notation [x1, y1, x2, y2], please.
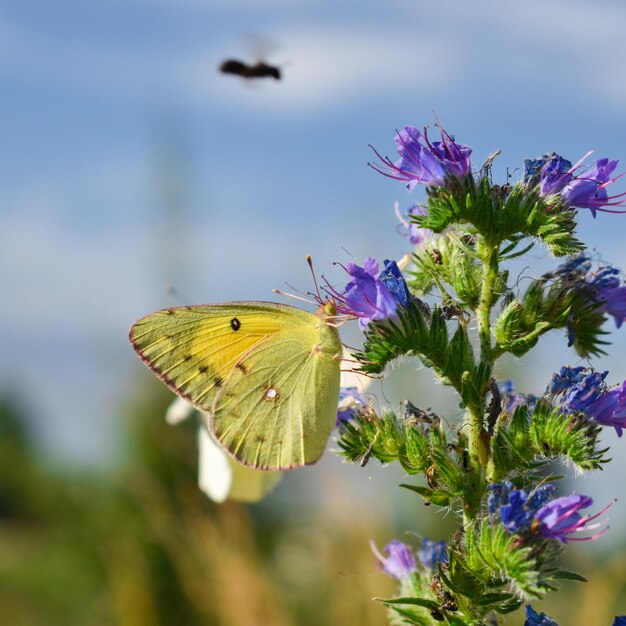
[218, 35, 283, 81]
[219, 58, 281, 80]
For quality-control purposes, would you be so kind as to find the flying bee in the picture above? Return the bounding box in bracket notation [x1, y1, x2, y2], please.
[219, 58, 281, 80]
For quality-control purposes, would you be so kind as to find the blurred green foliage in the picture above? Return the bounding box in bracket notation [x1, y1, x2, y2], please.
[0, 383, 393, 626]
[0, 383, 624, 625]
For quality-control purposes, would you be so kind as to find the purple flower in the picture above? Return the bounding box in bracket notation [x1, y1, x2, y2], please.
[336, 386, 365, 428]
[370, 539, 417, 580]
[534, 152, 626, 217]
[369, 125, 472, 190]
[551, 255, 626, 328]
[490, 484, 610, 543]
[525, 605, 559, 626]
[598, 286, 626, 328]
[396, 203, 432, 246]
[533, 494, 610, 543]
[613, 618, 626, 626]
[425, 128, 472, 181]
[561, 158, 625, 217]
[585, 380, 626, 437]
[549, 365, 626, 436]
[538, 154, 574, 196]
[418, 539, 448, 570]
[498, 380, 538, 414]
[488, 482, 556, 533]
[336, 257, 410, 329]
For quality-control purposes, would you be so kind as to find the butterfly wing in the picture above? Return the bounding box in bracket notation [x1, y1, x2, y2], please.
[129, 301, 342, 470]
[129, 302, 298, 412]
[209, 317, 341, 470]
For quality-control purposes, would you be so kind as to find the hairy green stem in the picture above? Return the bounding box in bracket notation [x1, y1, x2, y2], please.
[476, 243, 499, 363]
[464, 242, 500, 524]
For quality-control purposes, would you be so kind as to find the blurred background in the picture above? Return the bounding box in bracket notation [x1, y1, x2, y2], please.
[1, 0, 626, 623]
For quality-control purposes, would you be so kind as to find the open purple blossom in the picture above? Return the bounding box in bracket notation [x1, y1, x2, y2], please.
[523, 153, 570, 190]
[334, 257, 410, 329]
[490, 483, 609, 543]
[418, 539, 448, 570]
[525, 605, 559, 626]
[598, 285, 626, 328]
[370, 539, 417, 580]
[369, 125, 472, 191]
[530, 151, 626, 217]
[585, 380, 626, 437]
[539, 153, 574, 196]
[336, 386, 365, 428]
[532, 494, 611, 543]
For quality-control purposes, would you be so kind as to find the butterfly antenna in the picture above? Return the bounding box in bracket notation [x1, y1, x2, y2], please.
[273, 288, 316, 305]
[306, 255, 324, 303]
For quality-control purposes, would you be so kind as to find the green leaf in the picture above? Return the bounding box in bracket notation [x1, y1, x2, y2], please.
[376, 596, 439, 610]
[399, 484, 452, 506]
[552, 569, 588, 583]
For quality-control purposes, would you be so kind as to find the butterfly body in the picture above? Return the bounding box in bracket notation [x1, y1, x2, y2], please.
[129, 301, 341, 470]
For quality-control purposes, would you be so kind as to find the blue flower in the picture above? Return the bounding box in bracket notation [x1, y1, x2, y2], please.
[488, 482, 556, 533]
[533, 493, 610, 543]
[589, 266, 621, 290]
[547, 366, 587, 395]
[613, 617, 626, 626]
[418, 539, 448, 570]
[336, 386, 365, 428]
[379, 259, 411, 307]
[370, 125, 472, 190]
[525, 605, 559, 626]
[487, 481, 512, 519]
[559, 370, 608, 414]
[371, 539, 417, 580]
[549, 366, 626, 436]
[500, 488, 534, 533]
[337, 257, 411, 329]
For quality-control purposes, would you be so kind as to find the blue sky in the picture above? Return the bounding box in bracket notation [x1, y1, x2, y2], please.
[2, 0, 626, 524]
